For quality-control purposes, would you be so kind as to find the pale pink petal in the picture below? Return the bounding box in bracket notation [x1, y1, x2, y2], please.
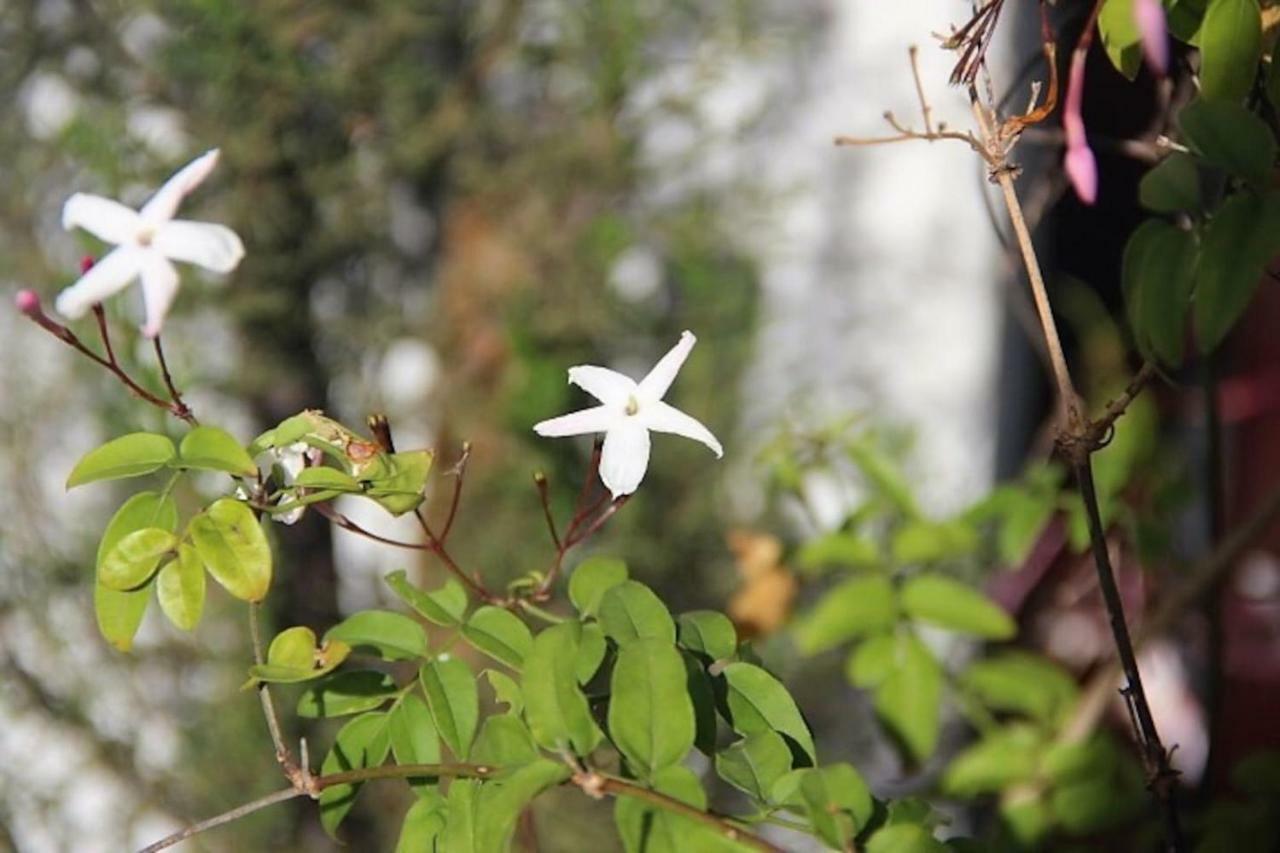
[1065, 143, 1098, 206]
[641, 401, 723, 458]
[599, 421, 651, 498]
[138, 252, 180, 338]
[1134, 0, 1168, 76]
[53, 247, 141, 319]
[140, 149, 221, 224]
[637, 330, 696, 402]
[533, 405, 619, 438]
[61, 193, 142, 245]
[568, 365, 636, 406]
[153, 220, 245, 273]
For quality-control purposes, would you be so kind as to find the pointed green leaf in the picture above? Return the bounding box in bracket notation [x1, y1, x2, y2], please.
[92, 491, 178, 651]
[683, 650, 719, 755]
[599, 581, 676, 646]
[155, 543, 205, 630]
[94, 583, 152, 653]
[609, 639, 696, 777]
[178, 425, 256, 476]
[1121, 219, 1197, 365]
[297, 671, 398, 718]
[461, 606, 533, 669]
[1179, 99, 1275, 182]
[472, 713, 539, 767]
[774, 764, 873, 849]
[1097, 0, 1143, 79]
[866, 824, 948, 853]
[942, 725, 1043, 795]
[795, 532, 881, 574]
[395, 791, 447, 853]
[845, 633, 899, 689]
[364, 449, 433, 515]
[524, 621, 601, 755]
[419, 656, 479, 759]
[677, 610, 737, 661]
[247, 627, 350, 685]
[1194, 190, 1280, 352]
[97, 491, 180, 567]
[385, 570, 468, 626]
[67, 432, 175, 488]
[794, 575, 897, 654]
[715, 731, 792, 802]
[99, 528, 175, 590]
[189, 498, 272, 602]
[900, 573, 1015, 638]
[1199, 0, 1261, 104]
[575, 621, 608, 684]
[474, 759, 573, 852]
[568, 556, 629, 616]
[484, 669, 524, 714]
[614, 765, 742, 852]
[961, 652, 1078, 723]
[1139, 153, 1201, 212]
[319, 711, 393, 838]
[873, 633, 942, 762]
[293, 466, 361, 490]
[720, 662, 815, 763]
[440, 778, 480, 851]
[389, 693, 441, 796]
[325, 609, 428, 660]
[890, 519, 978, 564]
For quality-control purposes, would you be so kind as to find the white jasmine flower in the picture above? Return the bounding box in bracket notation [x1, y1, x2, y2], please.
[534, 330, 723, 498]
[272, 442, 319, 525]
[56, 148, 244, 337]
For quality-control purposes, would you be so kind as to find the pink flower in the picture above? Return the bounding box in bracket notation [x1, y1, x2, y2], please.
[1063, 43, 1097, 205]
[1134, 0, 1169, 76]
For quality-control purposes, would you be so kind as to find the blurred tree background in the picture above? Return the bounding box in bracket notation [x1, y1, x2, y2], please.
[0, 1, 776, 848]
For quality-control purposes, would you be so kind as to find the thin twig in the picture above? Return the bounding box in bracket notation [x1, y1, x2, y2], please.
[438, 441, 472, 544]
[248, 603, 296, 774]
[152, 336, 196, 423]
[908, 45, 934, 135]
[137, 787, 304, 853]
[534, 472, 562, 550]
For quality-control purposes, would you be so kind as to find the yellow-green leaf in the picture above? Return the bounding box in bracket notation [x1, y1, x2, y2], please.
[189, 498, 272, 602]
[99, 528, 176, 590]
[67, 432, 176, 488]
[178, 425, 256, 476]
[156, 543, 205, 630]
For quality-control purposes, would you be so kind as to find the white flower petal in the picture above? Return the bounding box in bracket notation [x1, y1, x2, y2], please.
[138, 252, 179, 338]
[140, 148, 221, 224]
[599, 421, 651, 499]
[637, 330, 696, 402]
[153, 220, 245, 272]
[642, 401, 723, 458]
[61, 193, 142, 245]
[533, 405, 619, 438]
[53, 247, 141, 319]
[568, 365, 636, 406]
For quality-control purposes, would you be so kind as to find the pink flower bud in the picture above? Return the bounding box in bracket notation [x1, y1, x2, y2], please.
[1065, 143, 1099, 205]
[79, 255, 96, 274]
[1134, 0, 1169, 76]
[14, 289, 41, 317]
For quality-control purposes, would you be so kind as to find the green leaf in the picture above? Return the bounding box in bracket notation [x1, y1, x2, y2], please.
[1139, 153, 1201, 212]
[961, 652, 1078, 723]
[1194, 190, 1280, 352]
[293, 466, 361, 491]
[99, 527, 175, 590]
[900, 574, 1015, 639]
[155, 543, 205, 630]
[67, 432, 176, 488]
[472, 713, 539, 767]
[523, 621, 601, 755]
[461, 606, 533, 669]
[576, 621, 608, 684]
[93, 491, 178, 651]
[866, 824, 948, 853]
[385, 570, 468, 626]
[942, 726, 1043, 796]
[720, 662, 816, 763]
[845, 633, 899, 688]
[614, 765, 741, 853]
[1168, 0, 1209, 41]
[189, 498, 272, 602]
[297, 671, 399, 718]
[599, 581, 676, 646]
[325, 609, 428, 660]
[1179, 99, 1275, 182]
[389, 693, 441, 796]
[683, 650, 719, 756]
[1199, 0, 1262, 103]
[891, 519, 979, 565]
[795, 532, 880, 574]
[440, 778, 481, 851]
[847, 440, 919, 516]
[715, 731, 793, 802]
[419, 656, 479, 759]
[870, 633, 942, 762]
[363, 449, 433, 515]
[1041, 734, 1119, 785]
[1122, 219, 1198, 365]
[609, 639, 696, 777]
[177, 425, 256, 476]
[794, 575, 897, 654]
[473, 759, 573, 851]
[247, 627, 349, 684]
[319, 711, 393, 838]
[485, 669, 524, 714]
[774, 765, 874, 849]
[568, 556, 629, 616]
[395, 791, 447, 853]
[94, 583, 152, 653]
[677, 611, 738, 661]
[1098, 0, 1143, 79]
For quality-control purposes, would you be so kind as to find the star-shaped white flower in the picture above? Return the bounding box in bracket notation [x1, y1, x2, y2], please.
[56, 148, 244, 337]
[534, 330, 723, 498]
